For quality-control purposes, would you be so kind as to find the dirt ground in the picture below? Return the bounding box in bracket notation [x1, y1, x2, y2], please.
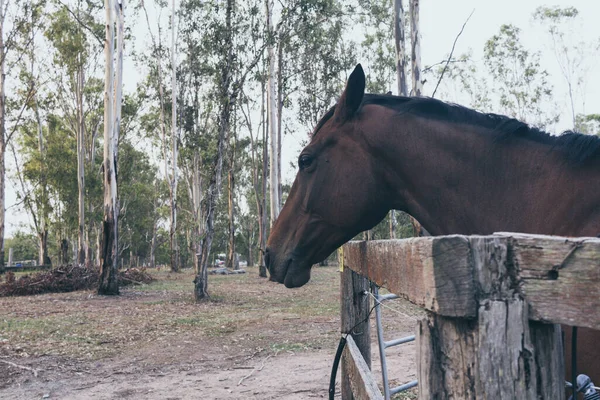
[0, 267, 422, 399]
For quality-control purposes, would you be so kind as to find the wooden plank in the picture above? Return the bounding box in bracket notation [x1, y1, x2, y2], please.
[344, 233, 600, 328]
[417, 304, 564, 400]
[343, 236, 476, 318]
[342, 335, 384, 400]
[341, 267, 371, 400]
[496, 232, 600, 330]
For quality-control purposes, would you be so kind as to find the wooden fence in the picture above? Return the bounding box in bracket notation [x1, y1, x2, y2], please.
[340, 232, 600, 399]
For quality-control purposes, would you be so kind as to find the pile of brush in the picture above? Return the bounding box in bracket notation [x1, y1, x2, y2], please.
[0, 265, 154, 297]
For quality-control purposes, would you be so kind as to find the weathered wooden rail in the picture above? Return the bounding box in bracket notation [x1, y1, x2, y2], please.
[340, 233, 600, 399]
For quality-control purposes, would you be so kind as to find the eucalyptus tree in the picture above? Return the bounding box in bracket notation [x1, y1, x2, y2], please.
[533, 6, 598, 129]
[0, 0, 36, 268]
[10, 0, 52, 265]
[194, 0, 236, 299]
[264, 0, 348, 227]
[408, 0, 421, 96]
[176, 0, 265, 298]
[117, 140, 158, 267]
[98, 0, 123, 295]
[45, 0, 104, 265]
[356, 0, 395, 93]
[264, 0, 278, 226]
[239, 81, 269, 277]
[169, 0, 179, 272]
[484, 24, 558, 129]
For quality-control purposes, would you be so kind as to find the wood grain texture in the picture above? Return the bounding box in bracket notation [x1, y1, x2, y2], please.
[343, 236, 476, 318]
[496, 232, 600, 329]
[343, 233, 600, 328]
[341, 268, 371, 400]
[418, 303, 564, 400]
[343, 233, 587, 399]
[342, 335, 384, 400]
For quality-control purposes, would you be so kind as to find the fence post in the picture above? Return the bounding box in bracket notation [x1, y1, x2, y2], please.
[341, 266, 371, 400]
[416, 236, 565, 399]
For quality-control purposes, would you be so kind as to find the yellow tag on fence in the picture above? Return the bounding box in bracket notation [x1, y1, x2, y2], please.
[338, 247, 344, 272]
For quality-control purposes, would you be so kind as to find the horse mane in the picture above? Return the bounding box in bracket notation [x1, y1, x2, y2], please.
[313, 93, 600, 165]
[363, 93, 600, 165]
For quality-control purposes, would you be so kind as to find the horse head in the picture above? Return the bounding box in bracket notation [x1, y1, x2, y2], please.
[266, 65, 392, 287]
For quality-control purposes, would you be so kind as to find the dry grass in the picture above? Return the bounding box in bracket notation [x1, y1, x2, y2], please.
[0, 267, 341, 361]
[0, 265, 421, 398]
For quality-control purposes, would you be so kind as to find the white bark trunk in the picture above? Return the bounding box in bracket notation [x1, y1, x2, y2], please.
[98, 0, 120, 295]
[265, 0, 279, 227]
[169, 0, 179, 272]
[191, 151, 203, 274]
[395, 0, 408, 97]
[0, 5, 4, 269]
[410, 0, 422, 96]
[391, 0, 409, 239]
[76, 66, 86, 264]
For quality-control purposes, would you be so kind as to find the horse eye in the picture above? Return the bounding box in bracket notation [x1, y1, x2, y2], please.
[298, 155, 313, 170]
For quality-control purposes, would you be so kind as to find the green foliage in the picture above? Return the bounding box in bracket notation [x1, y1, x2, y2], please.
[357, 0, 396, 93]
[576, 114, 600, 136]
[484, 24, 558, 128]
[118, 141, 159, 264]
[532, 6, 578, 24]
[5, 232, 38, 261]
[532, 6, 598, 128]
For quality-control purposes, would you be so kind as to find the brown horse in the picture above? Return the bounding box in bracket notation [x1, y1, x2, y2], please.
[265, 64, 600, 386]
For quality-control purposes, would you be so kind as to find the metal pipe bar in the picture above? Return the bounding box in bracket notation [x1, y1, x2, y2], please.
[384, 335, 416, 349]
[378, 293, 399, 301]
[390, 380, 418, 394]
[373, 286, 392, 400]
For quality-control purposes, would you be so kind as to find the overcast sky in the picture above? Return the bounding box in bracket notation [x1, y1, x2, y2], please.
[5, 0, 600, 237]
[277, 0, 600, 184]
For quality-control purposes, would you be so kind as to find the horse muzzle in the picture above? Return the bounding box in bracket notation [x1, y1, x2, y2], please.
[265, 248, 311, 288]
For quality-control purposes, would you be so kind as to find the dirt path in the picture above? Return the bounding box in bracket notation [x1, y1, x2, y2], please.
[0, 268, 419, 399]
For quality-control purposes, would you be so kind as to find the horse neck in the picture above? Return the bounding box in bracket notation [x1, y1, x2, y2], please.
[372, 115, 600, 237]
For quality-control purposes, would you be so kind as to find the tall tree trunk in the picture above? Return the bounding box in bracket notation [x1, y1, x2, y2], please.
[76, 65, 86, 265]
[191, 152, 203, 276]
[34, 102, 50, 265]
[169, 0, 179, 272]
[409, 0, 422, 96]
[226, 130, 238, 270]
[28, 15, 51, 266]
[150, 180, 160, 269]
[259, 100, 268, 277]
[99, 0, 122, 295]
[276, 38, 283, 206]
[408, 0, 427, 237]
[390, 0, 408, 239]
[248, 81, 268, 278]
[0, 7, 6, 272]
[265, 0, 279, 227]
[395, 0, 408, 97]
[150, 218, 157, 268]
[59, 239, 69, 265]
[246, 221, 254, 267]
[194, 0, 234, 301]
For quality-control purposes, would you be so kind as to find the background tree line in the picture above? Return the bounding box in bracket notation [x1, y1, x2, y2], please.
[0, 0, 598, 298]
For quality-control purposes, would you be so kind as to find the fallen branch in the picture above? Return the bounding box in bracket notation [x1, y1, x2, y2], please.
[119, 276, 142, 285]
[0, 359, 41, 377]
[237, 350, 279, 386]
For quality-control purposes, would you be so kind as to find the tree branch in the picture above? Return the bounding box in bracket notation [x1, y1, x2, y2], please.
[431, 9, 474, 98]
[55, 0, 103, 46]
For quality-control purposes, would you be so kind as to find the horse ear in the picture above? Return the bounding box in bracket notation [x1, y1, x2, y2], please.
[334, 64, 365, 123]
